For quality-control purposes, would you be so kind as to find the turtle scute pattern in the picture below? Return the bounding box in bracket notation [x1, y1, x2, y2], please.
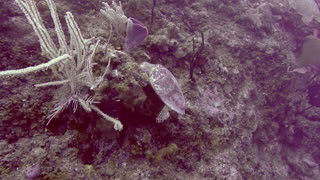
[145, 63, 186, 115]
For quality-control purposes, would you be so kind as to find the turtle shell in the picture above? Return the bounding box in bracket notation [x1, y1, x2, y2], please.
[143, 62, 185, 114]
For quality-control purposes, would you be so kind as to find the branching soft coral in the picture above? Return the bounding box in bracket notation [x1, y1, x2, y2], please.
[0, 0, 124, 130]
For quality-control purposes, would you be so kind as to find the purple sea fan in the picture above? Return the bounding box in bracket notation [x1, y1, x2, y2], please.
[140, 62, 186, 115]
[125, 17, 148, 51]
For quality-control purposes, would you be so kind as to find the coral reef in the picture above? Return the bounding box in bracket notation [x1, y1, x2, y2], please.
[0, 0, 320, 179]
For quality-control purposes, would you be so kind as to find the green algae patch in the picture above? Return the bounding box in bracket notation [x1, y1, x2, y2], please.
[154, 143, 179, 162]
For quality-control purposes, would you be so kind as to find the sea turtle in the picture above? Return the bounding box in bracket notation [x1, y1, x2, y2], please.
[140, 62, 186, 122]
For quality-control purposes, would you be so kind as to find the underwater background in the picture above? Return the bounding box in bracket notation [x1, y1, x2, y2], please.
[0, 0, 320, 179]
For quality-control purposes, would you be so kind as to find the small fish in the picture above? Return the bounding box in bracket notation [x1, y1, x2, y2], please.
[115, 46, 122, 50]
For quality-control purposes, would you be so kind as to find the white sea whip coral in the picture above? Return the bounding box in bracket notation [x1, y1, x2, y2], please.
[0, 0, 124, 130]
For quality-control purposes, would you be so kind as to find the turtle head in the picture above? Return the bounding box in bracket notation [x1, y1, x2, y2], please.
[139, 62, 155, 75]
